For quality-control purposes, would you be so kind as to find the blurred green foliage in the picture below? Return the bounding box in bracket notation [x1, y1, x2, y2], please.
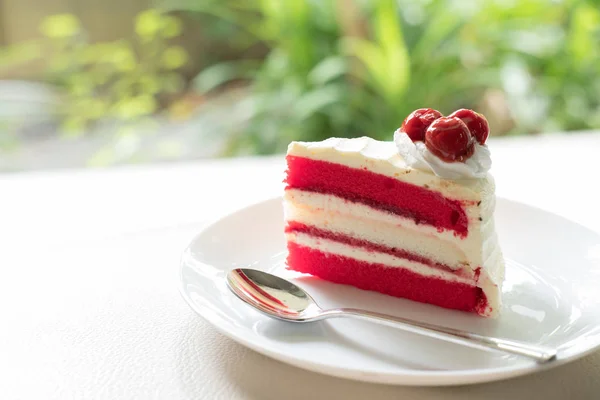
[0, 9, 188, 146]
[186, 0, 600, 155]
[39, 10, 188, 136]
[0, 42, 41, 69]
[1, 0, 598, 162]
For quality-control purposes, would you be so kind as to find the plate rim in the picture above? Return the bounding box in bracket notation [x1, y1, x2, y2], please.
[178, 195, 600, 386]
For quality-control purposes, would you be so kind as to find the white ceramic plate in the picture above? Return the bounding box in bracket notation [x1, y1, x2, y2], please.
[179, 197, 600, 386]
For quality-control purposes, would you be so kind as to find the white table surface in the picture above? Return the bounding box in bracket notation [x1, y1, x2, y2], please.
[1, 133, 600, 400]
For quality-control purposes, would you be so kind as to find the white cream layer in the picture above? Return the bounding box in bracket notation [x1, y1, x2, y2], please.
[287, 232, 472, 284]
[285, 189, 494, 270]
[284, 199, 470, 273]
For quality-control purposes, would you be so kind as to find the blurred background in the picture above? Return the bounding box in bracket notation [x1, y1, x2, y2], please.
[0, 0, 598, 171]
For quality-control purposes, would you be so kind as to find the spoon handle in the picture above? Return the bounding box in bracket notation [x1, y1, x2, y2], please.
[324, 308, 556, 363]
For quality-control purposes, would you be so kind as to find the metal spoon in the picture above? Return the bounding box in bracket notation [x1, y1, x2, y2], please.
[226, 268, 557, 363]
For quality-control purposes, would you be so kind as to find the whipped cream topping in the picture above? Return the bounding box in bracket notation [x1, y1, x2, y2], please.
[393, 130, 491, 180]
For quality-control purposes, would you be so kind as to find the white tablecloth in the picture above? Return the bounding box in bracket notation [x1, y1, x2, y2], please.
[1, 133, 599, 399]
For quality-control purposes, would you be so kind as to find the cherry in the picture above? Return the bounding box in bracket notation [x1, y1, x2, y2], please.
[448, 109, 489, 145]
[425, 117, 475, 162]
[400, 108, 443, 142]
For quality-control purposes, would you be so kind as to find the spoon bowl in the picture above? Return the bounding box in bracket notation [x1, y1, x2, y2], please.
[227, 268, 557, 363]
[226, 268, 324, 321]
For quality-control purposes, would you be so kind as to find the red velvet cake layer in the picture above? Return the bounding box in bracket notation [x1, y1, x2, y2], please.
[285, 156, 469, 236]
[286, 242, 488, 314]
[286, 221, 469, 276]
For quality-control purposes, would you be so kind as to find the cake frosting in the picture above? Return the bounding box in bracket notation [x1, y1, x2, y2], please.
[394, 130, 492, 179]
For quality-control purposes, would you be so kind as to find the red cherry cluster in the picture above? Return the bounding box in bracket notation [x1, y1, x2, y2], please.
[399, 108, 489, 162]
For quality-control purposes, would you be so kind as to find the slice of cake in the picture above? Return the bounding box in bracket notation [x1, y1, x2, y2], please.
[283, 108, 505, 317]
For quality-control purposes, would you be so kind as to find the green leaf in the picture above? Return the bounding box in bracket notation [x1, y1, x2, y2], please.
[40, 14, 81, 38]
[568, 4, 600, 65]
[193, 60, 260, 93]
[308, 56, 347, 86]
[135, 9, 162, 38]
[114, 95, 157, 119]
[161, 46, 188, 70]
[293, 84, 343, 121]
[373, 0, 410, 100]
[108, 43, 137, 71]
[161, 15, 183, 38]
[342, 38, 385, 87]
[341, 1, 410, 104]
[412, 6, 464, 61]
[68, 75, 94, 96]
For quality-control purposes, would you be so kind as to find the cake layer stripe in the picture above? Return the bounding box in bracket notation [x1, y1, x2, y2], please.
[285, 155, 469, 236]
[287, 242, 488, 314]
[287, 232, 471, 283]
[285, 221, 469, 276]
[283, 194, 472, 269]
